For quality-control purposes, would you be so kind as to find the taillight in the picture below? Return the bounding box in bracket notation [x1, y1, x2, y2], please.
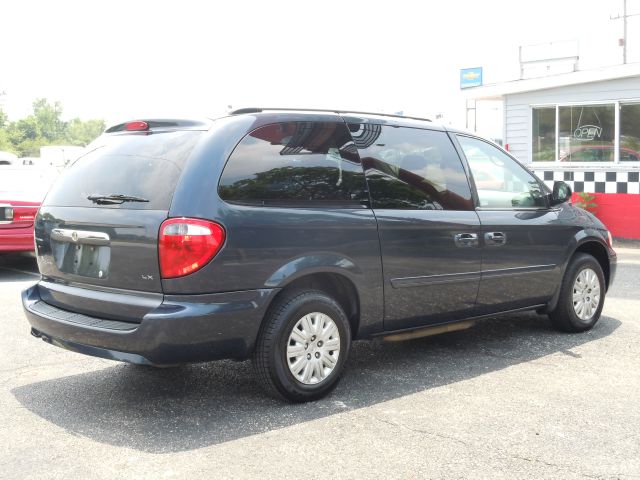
[158, 218, 225, 278]
[2, 206, 13, 221]
[10, 205, 38, 223]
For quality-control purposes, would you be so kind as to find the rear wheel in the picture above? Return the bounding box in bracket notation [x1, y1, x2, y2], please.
[549, 253, 606, 332]
[252, 290, 351, 402]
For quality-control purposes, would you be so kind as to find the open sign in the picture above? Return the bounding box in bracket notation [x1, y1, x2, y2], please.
[573, 125, 602, 141]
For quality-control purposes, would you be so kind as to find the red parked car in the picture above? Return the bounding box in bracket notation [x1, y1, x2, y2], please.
[559, 146, 640, 162]
[0, 167, 58, 253]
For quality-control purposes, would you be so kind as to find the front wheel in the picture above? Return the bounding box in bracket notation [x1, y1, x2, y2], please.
[252, 290, 351, 402]
[549, 253, 606, 332]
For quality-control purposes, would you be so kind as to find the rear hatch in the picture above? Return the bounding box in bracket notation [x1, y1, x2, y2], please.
[34, 121, 208, 322]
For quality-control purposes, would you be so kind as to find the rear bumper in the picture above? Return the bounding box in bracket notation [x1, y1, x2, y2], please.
[22, 283, 278, 365]
[0, 226, 35, 252]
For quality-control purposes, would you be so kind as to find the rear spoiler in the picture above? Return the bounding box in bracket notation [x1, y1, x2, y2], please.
[105, 119, 211, 134]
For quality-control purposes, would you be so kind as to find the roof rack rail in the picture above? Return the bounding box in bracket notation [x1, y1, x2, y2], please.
[229, 107, 431, 123]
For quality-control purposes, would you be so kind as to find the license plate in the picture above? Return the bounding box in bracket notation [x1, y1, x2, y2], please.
[51, 241, 111, 278]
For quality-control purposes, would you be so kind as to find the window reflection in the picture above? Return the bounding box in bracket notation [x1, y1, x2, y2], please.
[354, 125, 473, 211]
[559, 105, 615, 162]
[45, 131, 202, 210]
[218, 122, 368, 206]
[532, 107, 556, 162]
[620, 103, 640, 162]
[458, 136, 545, 209]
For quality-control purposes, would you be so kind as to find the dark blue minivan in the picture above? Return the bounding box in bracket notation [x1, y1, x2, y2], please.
[23, 108, 616, 401]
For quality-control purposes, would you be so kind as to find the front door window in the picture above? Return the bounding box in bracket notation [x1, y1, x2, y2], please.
[457, 136, 546, 209]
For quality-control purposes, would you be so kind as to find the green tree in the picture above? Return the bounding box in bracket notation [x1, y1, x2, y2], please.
[7, 117, 45, 156]
[0, 99, 105, 157]
[0, 129, 14, 153]
[10, 116, 40, 142]
[0, 108, 16, 153]
[32, 98, 65, 142]
[64, 118, 106, 146]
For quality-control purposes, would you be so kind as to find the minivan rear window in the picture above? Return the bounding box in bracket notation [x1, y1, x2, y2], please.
[44, 131, 203, 210]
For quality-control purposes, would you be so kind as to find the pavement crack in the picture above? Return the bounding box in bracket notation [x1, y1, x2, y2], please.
[358, 412, 470, 447]
[360, 412, 638, 479]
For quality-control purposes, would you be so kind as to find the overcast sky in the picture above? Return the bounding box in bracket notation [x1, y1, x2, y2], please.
[1, 0, 638, 133]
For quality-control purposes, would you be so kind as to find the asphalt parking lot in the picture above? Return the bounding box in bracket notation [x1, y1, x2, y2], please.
[1, 250, 639, 479]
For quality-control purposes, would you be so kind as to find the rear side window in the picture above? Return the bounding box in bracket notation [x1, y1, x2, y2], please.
[350, 124, 473, 210]
[218, 122, 368, 207]
[44, 130, 203, 210]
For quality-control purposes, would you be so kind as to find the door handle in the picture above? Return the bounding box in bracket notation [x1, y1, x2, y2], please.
[485, 231, 507, 246]
[454, 233, 478, 247]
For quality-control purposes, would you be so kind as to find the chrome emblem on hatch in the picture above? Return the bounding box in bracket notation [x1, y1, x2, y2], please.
[71, 231, 79, 242]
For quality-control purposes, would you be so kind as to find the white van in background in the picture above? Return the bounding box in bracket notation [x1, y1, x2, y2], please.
[39, 145, 85, 169]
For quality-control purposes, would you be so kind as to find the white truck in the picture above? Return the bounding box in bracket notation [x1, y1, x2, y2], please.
[39, 145, 85, 169]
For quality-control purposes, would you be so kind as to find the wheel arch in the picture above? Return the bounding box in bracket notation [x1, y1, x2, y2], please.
[263, 271, 361, 340]
[572, 240, 611, 291]
[547, 235, 611, 313]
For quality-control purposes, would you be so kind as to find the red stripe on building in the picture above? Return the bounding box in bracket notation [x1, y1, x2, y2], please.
[571, 192, 640, 239]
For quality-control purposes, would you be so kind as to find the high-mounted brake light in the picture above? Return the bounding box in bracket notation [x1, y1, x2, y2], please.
[158, 218, 225, 278]
[125, 121, 149, 131]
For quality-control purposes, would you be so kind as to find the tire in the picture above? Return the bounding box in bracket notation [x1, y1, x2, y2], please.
[549, 253, 606, 333]
[252, 290, 351, 402]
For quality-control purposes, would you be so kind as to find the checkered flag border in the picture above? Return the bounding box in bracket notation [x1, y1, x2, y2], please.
[533, 169, 640, 195]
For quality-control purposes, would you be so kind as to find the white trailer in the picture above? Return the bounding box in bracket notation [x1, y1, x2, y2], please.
[39, 146, 85, 168]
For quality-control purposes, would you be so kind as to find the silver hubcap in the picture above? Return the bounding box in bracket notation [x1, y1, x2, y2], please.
[286, 312, 341, 385]
[572, 268, 601, 321]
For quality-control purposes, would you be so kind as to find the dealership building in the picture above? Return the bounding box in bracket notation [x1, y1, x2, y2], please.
[466, 62, 640, 240]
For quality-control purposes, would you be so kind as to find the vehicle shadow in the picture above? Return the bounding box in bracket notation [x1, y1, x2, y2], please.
[0, 254, 39, 283]
[12, 312, 620, 453]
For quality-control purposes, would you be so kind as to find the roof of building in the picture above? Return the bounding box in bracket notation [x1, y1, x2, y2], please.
[464, 62, 640, 100]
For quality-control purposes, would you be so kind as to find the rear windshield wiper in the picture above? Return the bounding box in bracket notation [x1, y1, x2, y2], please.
[87, 193, 150, 205]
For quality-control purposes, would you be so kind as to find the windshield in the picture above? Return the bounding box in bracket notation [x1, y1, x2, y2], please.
[44, 130, 203, 210]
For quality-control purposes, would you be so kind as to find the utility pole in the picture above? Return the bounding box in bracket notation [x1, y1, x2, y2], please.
[611, 0, 640, 64]
[623, 0, 627, 63]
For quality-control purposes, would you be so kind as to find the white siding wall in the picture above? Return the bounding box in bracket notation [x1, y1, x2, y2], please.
[504, 76, 640, 164]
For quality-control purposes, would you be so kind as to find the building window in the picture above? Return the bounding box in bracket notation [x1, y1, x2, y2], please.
[532, 107, 556, 162]
[531, 102, 640, 163]
[559, 104, 615, 162]
[620, 103, 640, 162]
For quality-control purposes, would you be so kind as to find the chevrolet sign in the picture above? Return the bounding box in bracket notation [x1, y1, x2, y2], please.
[460, 67, 483, 89]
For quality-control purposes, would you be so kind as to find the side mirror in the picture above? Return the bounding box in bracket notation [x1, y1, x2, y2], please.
[551, 181, 572, 206]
